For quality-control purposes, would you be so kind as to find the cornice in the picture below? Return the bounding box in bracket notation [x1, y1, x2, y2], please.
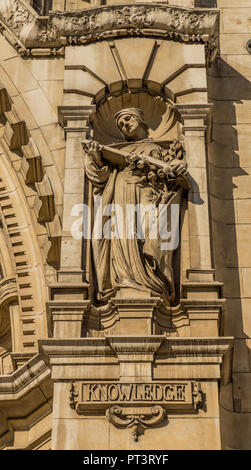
[0, 353, 50, 398]
[0, 1, 219, 62]
[39, 336, 233, 362]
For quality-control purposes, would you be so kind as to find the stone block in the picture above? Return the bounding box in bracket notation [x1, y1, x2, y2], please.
[223, 299, 251, 338]
[148, 42, 205, 86]
[52, 149, 65, 181]
[220, 33, 251, 55]
[11, 95, 38, 131]
[64, 169, 85, 194]
[233, 372, 251, 412]
[188, 234, 211, 268]
[222, 8, 251, 34]
[176, 91, 208, 104]
[210, 196, 236, 224]
[40, 124, 65, 152]
[0, 65, 18, 97]
[2, 57, 38, 93]
[235, 199, 251, 223]
[241, 268, 251, 297]
[208, 76, 251, 101]
[65, 43, 121, 84]
[25, 58, 65, 81]
[21, 89, 58, 127]
[39, 81, 64, 113]
[62, 193, 86, 233]
[225, 55, 251, 77]
[208, 141, 236, 168]
[64, 69, 105, 98]
[114, 38, 156, 83]
[219, 0, 251, 6]
[220, 407, 251, 450]
[167, 68, 207, 96]
[233, 340, 250, 372]
[29, 128, 54, 166]
[52, 417, 109, 450]
[215, 267, 241, 298]
[0, 35, 18, 61]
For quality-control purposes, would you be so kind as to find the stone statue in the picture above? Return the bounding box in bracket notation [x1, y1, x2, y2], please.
[83, 108, 188, 307]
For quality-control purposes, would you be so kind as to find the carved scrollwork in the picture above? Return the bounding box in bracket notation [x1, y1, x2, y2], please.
[114, 6, 154, 28]
[106, 405, 166, 441]
[0, 3, 219, 63]
[69, 381, 79, 410]
[192, 381, 203, 409]
[37, 19, 57, 43]
[1, 0, 32, 39]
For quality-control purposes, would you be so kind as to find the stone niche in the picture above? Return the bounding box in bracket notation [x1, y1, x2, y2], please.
[39, 4, 233, 451]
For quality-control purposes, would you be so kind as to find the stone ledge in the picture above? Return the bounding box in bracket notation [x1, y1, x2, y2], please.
[0, 353, 50, 398]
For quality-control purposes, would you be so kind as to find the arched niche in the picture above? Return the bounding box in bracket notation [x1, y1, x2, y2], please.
[91, 91, 179, 145]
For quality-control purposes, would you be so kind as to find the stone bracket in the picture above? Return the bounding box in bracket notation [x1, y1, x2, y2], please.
[3, 113, 29, 150]
[106, 405, 166, 442]
[0, 86, 11, 115]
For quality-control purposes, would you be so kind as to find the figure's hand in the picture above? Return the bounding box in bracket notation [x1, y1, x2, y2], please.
[169, 159, 187, 176]
[82, 140, 103, 167]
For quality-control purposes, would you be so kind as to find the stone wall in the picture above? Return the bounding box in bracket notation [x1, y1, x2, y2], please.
[208, 0, 251, 450]
[0, 0, 250, 450]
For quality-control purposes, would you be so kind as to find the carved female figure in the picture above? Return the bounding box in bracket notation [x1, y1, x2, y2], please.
[83, 108, 187, 306]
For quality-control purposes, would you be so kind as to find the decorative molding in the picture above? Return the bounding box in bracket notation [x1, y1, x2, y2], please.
[39, 336, 233, 383]
[106, 335, 164, 356]
[68, 379, 202, 440]
[159, 336, 233, 357]
[0, 353, 49, 396]
[106, 405, 166, 441]
[0, 86, 61, 343]
[0, 2, 219, 63]
[0, 353, 52, 450]
[69, 381, 79, 410]
[0, 277, 17, 311]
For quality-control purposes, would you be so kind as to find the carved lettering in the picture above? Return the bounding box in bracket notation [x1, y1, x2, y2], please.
[82, 383, 188, 403]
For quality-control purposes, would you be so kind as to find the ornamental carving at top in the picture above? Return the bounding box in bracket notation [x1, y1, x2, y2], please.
[0, 1, 219, 60]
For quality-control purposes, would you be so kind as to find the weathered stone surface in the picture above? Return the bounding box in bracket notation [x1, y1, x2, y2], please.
[0, 0, 250, 452]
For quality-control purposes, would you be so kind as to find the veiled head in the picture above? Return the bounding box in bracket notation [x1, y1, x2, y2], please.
[115, 108, 148, 141]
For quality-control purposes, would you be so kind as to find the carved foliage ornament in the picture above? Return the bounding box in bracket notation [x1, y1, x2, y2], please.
[1, 0, 32, 37]
[0, 2, 219, 61]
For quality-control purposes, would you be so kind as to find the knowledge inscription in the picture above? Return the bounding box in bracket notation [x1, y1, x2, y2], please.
[83, 383, 187, 403]
[70, 381, 202, 412]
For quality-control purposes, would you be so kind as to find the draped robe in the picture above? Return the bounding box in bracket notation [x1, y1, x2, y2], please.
[85, 139, 182, 305]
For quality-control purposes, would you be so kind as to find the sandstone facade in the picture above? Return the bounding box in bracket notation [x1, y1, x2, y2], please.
[0, 0, 249, 450]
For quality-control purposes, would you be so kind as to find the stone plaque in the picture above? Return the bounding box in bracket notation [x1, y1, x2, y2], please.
[70, 381, 202, 413]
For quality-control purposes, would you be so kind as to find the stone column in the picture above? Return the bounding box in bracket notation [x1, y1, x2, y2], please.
[47, 107, 94, 338]
[177, 104, 225, 337]
[177, 104, 213, 277]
